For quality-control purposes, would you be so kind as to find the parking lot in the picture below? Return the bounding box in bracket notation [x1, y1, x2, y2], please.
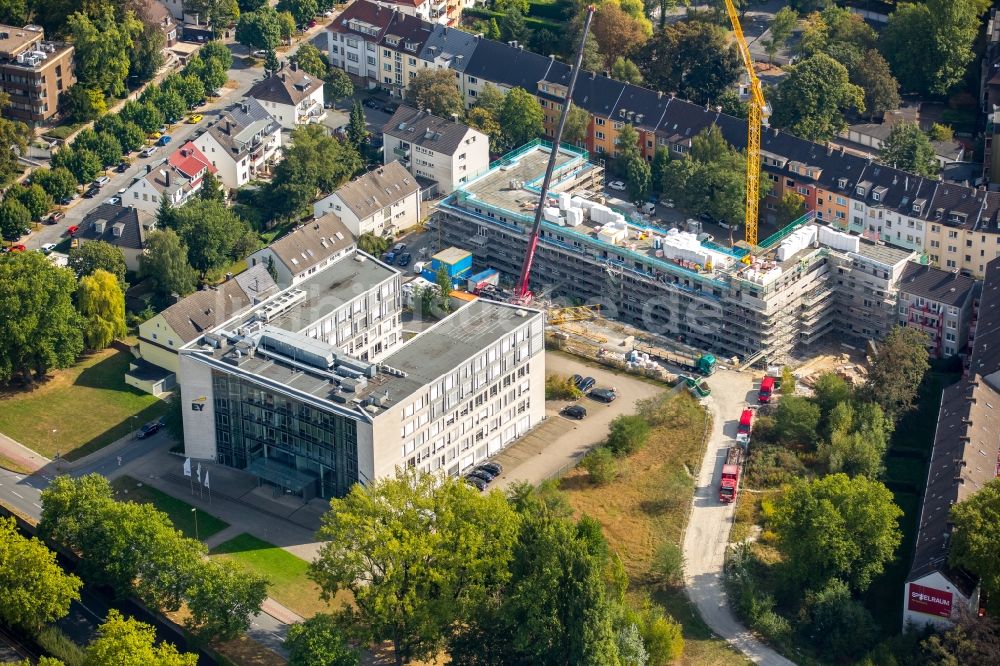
[492, 352, 667, 489]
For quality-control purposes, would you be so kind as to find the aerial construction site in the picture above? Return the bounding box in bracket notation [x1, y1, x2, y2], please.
[434, 141, 915, 366]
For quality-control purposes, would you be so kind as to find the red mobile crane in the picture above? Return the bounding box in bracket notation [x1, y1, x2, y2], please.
[513, 5, 596, 304]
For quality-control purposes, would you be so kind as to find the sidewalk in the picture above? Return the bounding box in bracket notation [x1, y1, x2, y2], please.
[0, 431, 50, 473]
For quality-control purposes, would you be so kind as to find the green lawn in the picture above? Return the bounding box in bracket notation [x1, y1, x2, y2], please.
[42, 121, 85, 141]
[0, 347, 169, 460]
[112, 475, 229, 541]
[211, 533, 348, 618]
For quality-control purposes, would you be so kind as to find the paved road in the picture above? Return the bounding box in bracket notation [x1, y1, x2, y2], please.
[682, 368, 797, 666]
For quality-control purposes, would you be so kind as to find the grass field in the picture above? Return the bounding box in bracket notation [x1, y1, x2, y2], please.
[559, 392, 747, 665]
[0, 347, 170, 460]
[0, 452, 33, 475]
[211, 533, 350, 619]
[112, 475, 229, 541]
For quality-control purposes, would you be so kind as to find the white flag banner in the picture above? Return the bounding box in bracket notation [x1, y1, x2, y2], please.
[183, 458, 192, 477]
[196, 462, 202, 483]
[203, 471, 210, 489]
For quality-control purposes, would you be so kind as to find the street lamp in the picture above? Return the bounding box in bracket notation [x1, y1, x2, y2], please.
[191, 507, 199, 541]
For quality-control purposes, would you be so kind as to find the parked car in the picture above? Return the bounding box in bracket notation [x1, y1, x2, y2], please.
[58, 195, 74, 206]
[469, 468, 495, 482]
[479, 461, 503, 476]
[157, 135, 172, 147]
[392, 242, 406, 253]
[307, 19, 317, 28]
[363, 97, 381, 109]
[7, 243, 25, 252]
[561, 404, 588, 419]
[396, 252, 411, 267]
[136, 421, 163, 439]
[104, 196, 121, 206]
[92, 175, 110, 188]
[251, 49, 267, 58]
[465, 475, 488, 492]
[84, 186, 100, 198]
[40, 242, 57, 254]
[188, 113, 203, 124]
[608, 180, 626, 191]
[48, 211, 65, 224]
[66, 225, 79, 236]
[577, 376, 596, 392]
[384, 251, 396, 264]
[589, 388, 617, 403]
[140, 146, 158, 158]
[572, 373, 583, 388]
[148, 131, 162, 141]
[382, 102, 399, 114]
[116, 161, 129, 173]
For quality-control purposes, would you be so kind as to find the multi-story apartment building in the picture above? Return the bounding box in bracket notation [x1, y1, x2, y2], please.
[247, 213, 356, 288]
[903, 257, 1000, 630]
[246, 63, 325, 130]
[375, 12, 433, 98]
[179, 250, 544, 499]
[897, 262, 977, 358]
[0, 24, 73, 125]
[192, 98, 281, 189]
[382, 105, 489, 195]
[313, 161, 421, 237]
[327, 1, 394, 82]
[435, 142, 914, 363]
[323, 1, 1000, 279]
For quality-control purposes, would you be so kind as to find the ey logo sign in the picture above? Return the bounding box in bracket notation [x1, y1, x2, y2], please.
[191, 396, 208, 412]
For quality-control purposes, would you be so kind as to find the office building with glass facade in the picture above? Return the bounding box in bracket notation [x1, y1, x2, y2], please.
[178, 251, 545, 500]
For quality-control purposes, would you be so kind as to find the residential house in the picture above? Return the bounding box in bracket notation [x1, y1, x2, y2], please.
[139, 0, 178, 48]
[837, 113, 964, 170]
[192, 98, 281, 189]
[247, 213, 356, 288]
[127, 265, 278, 394]
[123, 143, 216, 215]
[0, 24, 74, 125]
[376, 11, 432, 98]
[897, 262, 977, 358]
[327, 0, 395, 85]
[418, 23, 477, 76]
[382, 105, 488, 195]
[246, 63, 325, 130]
[903, 257, 1000, 629]
[848, 163, 934, 252]
[313, 161, 421, 237]
[372, 0, 432, 22]
[76, 204, 154, 272]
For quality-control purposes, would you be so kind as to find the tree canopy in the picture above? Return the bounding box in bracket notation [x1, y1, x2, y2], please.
[635, 20, 740, 106]
[405, 69, 464, 119]
[265, 125, 362, 220]
[285, 613, 360, 666]
[879, 121, 939, 178]
[498, 87, 543, 153]
[67, 6, 142, 98]
[768, 473, 902, 591]
[0, 251, 83, 384]
[770, 53, 864, 141]
[77, 269, 127, 350]
[949, 478, 1000, 601]
[170, 200, 258, 276]
[84, 610, 198, 666]
[139, 229, 198, 299]
[236, 6, 283, 51]
[861, 325, 930, 419]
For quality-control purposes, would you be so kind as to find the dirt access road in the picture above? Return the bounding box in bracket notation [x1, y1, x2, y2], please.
[682, 368, 798, 666]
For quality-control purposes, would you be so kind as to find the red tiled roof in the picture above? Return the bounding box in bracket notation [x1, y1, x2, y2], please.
[169, 142, 216, 179]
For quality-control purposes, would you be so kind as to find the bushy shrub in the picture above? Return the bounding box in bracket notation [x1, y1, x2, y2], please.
[580, 447, 617, 485]
[545, 373, 582, 400]
[651, 541, 684, 586]
[606, 415, 651, 457]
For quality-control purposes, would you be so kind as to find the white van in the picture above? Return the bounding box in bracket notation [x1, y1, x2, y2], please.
[413, 261, 425, 274]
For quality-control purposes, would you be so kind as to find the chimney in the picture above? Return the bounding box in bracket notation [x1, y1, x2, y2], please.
[165, 169, 171, 187]
[290, 61, 297, 72]
[657, 91, 662, 99]
[226, 120, 233, 134]
[281, 72, 286, 81]
[826, 142, 833, 156]
[146, 164, 152, 174]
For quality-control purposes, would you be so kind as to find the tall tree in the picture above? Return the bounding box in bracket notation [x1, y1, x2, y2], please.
[879, 121, 939, 177]
[880, 0, 991, 96]
[285, 613, 360, 666]
[235, 6, 282, 51]
[326, 68, 354, 102]
[616, 124, 649, 203]
[770, 53, 864, 141]
[185, 559, 268, 641]
[139, 229, 198, 299]
[610, 57, 643, 85]
[277, 0, 318, 26]
[635, 20, 741, 106]
[310, 469, 520, 665]
[949, 478, 1000, 601]
[10, 183, 50, 220]
[769, 473, 902, 591]
[563, 105, 590, 146]
[591, 3, 650, 68]
[0, 251, 83, 384]
[68, 240, 126, 289]
[32, 166, 78, 202]
[764, 6, 797, 64]
[347, 101, 367, 147]
[266, 125, 361, 219]
[405, 69, 464, 119]
[0, 106, 27, 187]
[498, 87, 543, 152]
[775, 191, 806, 226]
[76, 269, 126, 350]
[199, 171, 225, 203]
[920, 613, 1000, 665]
[85, 610, 198, 666]
[171, 200, 258, 276]
[861, 325, 930, 419]
[130, 8, 166, 84]
[852, 49, 900, 121]
[0, 517, 82, 631]
[66, 7, 142, 98]
[465, 107, 502, 154]
[0, 0, 29, 26]
[292, 43, 329, 79]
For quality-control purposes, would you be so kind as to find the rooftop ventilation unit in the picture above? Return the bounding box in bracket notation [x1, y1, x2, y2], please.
[256, 288, 306, 322]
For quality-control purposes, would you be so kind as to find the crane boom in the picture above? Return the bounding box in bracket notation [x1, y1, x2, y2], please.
[723, 0, 766, 247]
[514, 5, 595, 303]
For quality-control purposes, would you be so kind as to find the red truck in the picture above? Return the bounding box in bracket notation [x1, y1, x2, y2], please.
[758, 376, 775, 403]
[719, 446, 744, 503]
[736, 408, 753, 446]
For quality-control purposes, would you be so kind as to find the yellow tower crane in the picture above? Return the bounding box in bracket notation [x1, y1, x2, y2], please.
[724, 0, 767, 247]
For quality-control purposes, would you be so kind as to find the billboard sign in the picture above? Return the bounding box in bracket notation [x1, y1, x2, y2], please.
[908, 583, 953, 618]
